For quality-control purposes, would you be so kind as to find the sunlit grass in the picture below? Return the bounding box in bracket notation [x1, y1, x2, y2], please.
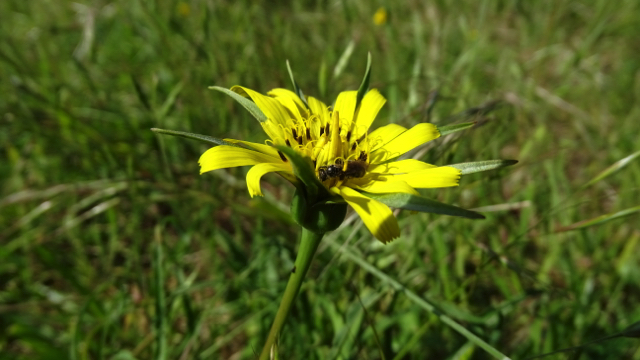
[1, 0, 639, 359]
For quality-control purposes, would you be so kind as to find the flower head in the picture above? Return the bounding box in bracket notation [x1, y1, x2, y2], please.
[199, 86, 461, 243]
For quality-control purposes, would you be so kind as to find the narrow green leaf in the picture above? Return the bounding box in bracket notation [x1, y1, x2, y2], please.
[275, 146, 329, 201]
[286, 60, 309, 108]
[557, 205, 640, 232]
[583, 150, 640, 188]
[437, 122, 476, 136]
[449, 160, 518, 175]
[363, 192, 485, 219]
[208, 86, 267, 123]
[151, 128, 238, 147]
[356, 52, 372, 106]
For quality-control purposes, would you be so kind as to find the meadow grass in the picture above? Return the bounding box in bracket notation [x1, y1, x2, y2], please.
[1, 0, 640, 359]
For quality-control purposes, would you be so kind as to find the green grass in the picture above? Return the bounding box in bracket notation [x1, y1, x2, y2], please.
[2, 0, 640, 359]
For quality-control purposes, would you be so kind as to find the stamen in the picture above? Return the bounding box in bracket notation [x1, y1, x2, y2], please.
[291, 128, 298, 139]
[351, 142, 357, 151]
[325, 123, 331, 136]
[278, 151, 288, 162]
[306, 128, 311, 140]
[320, 127, 324, 136]
[285, 139, 291, 147]
[346, 131, 352, 142]
[329, 110, 342, 161]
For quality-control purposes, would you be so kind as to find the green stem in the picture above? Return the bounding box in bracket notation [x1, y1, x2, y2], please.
[259, 228, 324, 360]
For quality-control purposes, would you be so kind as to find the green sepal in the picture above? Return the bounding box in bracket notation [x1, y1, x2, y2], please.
[362, 192, 485, 219]
[356, 52, 372, 107]
[209, 86, 268, 123]
[448, 160, 518, 175]
[151, 128, 238, 147]
[286, 60, 309, 109]
[291, 189, 347, 234]
[437, 122, 476, 136]
[274, 146, 330, 203]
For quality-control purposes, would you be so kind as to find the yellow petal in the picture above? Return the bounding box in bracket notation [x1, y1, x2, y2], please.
[307, 96, 330, 125]
[246, 162, 292, 197]
[199, 145, 282, 174]
[368, 159, 436, 174]
[268, 88, 309, 118]
[231, 86, 292, 126]
[354, 89, 386, 137]
[391, 166, 461, 188]
[223, 139, 280, 158]
[368, 124, 407, 151]
[370, 123, 440, 163]
[348, 179, 419, 195]
[331, 186, 400, 243]
[334, 91, 357, 129]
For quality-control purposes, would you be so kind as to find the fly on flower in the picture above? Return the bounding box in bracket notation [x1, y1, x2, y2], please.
[154, 55, 516, 243]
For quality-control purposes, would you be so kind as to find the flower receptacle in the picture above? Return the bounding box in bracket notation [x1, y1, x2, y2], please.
[291, 189, 347, 233]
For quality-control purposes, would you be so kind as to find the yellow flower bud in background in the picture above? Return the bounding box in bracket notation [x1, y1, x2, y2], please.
[373, 7, 388, 26]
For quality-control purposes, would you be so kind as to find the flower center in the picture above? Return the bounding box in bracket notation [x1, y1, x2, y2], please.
[268, 109, 372, 187]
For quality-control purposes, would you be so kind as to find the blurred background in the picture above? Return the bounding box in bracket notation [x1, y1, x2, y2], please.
[2, 1, 640, 359]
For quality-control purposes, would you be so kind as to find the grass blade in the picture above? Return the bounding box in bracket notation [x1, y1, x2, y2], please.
[328, 241, 511, 360]
[157, 81, 183, 120]
[557, 205, 640, 232]
[449, 160, 518, 175]
[582, 150, 640, 188]
[437, 122, 476, 136]
[333, 40, 355, 79]
[153, 226, 167, 360]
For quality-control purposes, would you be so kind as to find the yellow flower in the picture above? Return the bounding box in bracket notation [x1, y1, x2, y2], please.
[373, 7, 388, 26]
[177, 2, 190, 17]
[199, 87, 460, 243]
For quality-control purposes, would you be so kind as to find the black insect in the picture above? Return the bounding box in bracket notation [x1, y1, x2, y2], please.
[318, 153, 368, 182]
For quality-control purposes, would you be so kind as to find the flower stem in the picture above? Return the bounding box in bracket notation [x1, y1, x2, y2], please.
[259, 228, 324, 360]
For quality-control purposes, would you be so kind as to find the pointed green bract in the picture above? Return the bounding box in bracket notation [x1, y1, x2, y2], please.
[209, 86, 268, 123]
[449, 160, 518, 175]
[437, 122, 476, 136]
[274, 145, 329, 202]
[362, 192, 485, 219]
[286, 60, 309, 109]
[356, 52, 372, 107]
[151, 128, 238, 147]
